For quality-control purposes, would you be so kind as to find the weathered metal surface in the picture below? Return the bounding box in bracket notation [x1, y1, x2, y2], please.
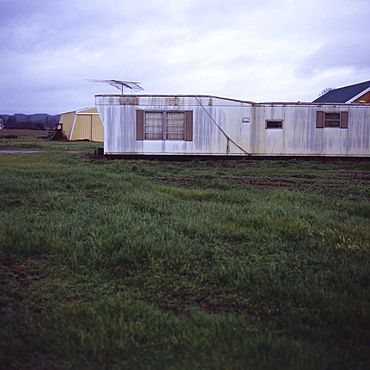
[97, 96, 252, 155]
[251, 103, 369, 156]
[96, 95, 370, 157]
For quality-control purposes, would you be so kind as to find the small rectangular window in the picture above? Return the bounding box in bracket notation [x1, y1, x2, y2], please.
[266, 120, 283, 129]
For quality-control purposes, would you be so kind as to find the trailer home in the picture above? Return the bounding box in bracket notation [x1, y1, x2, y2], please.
[95, 94, 370, 158]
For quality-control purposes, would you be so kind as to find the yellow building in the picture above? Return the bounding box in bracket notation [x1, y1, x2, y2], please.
[59, 107, 103, 142]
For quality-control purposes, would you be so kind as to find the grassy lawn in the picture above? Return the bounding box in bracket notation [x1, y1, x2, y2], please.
[0, 142, 369, 368]
[0, 129, 101, 151]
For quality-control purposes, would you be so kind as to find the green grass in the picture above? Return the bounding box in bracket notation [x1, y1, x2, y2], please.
[0, 129, 102, 151]
[0, 150, 369, 369]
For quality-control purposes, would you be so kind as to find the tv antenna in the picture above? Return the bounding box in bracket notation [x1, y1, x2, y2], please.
[86, 79, 144, 94]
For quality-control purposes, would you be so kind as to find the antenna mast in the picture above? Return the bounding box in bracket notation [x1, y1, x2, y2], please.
[86, 79, 144, 94]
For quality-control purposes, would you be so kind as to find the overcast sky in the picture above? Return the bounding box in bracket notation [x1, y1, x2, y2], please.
[1, 0, 369, 115]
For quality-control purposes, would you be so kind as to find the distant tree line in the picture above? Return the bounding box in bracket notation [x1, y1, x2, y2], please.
[0, 113, 61, 130]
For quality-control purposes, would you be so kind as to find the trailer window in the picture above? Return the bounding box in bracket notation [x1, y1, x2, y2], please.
[266, 120, 283, 129]
[324, 112, 340, 127]
[136, 110, 193, 141]
[145, 112, 185, 140]
[316, 111, 348, 128]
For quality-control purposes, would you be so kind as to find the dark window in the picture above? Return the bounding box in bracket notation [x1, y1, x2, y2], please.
[266, 120, 283, 129]
[136, 110, 193, 141]
[324, 112, 340, 127]
[316, 111, 348, 129]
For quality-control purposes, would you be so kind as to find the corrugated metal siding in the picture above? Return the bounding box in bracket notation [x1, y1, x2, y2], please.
[96, 95, 370, 157]
[59, 108, 104, 142]
[72, 115, 92, 141]
[79, 108, 98, 114]
[71, 114, 103, 142]
[59, 112, 76, 140]
[91, 115, 104, 142]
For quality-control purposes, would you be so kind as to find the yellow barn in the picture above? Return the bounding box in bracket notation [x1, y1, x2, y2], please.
[59, 107, 103, 142]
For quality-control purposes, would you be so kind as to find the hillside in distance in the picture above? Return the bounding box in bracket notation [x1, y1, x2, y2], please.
[0, 113, 61, 129]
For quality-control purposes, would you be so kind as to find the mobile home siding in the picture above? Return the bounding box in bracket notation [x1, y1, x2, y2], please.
[97, 95, 253, 156]
[96, 95, 370, 157]
[251, 104, 366, 156]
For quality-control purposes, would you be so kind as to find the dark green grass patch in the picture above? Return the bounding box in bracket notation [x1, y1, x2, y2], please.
[0, 153, 369, 369]
[0, 129, 101, 151]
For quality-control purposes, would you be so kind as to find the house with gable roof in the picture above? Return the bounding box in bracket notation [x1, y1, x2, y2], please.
[313, 80, 370, 104]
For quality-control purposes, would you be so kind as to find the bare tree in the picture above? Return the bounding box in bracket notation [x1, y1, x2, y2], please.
[319, 87, 335, 97]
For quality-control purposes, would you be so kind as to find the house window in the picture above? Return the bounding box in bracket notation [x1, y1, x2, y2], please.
[266, 120, 283, 129]
[136, 110, 193, 141]
[316, 111, 348, 128]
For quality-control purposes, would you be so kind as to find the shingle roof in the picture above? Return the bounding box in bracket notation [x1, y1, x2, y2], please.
[312, 80, 370, 103]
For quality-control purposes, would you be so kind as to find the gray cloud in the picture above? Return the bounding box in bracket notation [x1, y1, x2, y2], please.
[1, 0, 370, 114]
[298, 37, 370, 77]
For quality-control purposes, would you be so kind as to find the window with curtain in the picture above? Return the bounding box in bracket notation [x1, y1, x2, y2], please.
[136, 110, 193, 141]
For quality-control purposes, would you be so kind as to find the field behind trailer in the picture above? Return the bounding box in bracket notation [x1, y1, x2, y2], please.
[0, 148, 369, 369]
[0, 129, 101, 151]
